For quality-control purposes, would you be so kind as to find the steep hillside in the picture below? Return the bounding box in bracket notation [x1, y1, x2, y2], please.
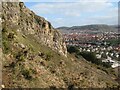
[2, 2, 119, 88]
[2, 2, 67, 57]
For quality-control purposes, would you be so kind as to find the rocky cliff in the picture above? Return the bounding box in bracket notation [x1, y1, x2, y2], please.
[2, 2, 67, 57]
[1, 2, 119, 88]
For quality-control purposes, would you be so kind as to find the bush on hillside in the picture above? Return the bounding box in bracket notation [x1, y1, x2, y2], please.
[78, 51, 96, 62]
[2, 40, 10, 54]
[8, 33, 15, 40]
[21, 69, 32, 80]
[67, 46, 79, 54]
[15, 51, 26, 61]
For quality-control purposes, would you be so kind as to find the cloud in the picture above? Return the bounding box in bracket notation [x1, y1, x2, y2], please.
[29, 2, 113, 16]
[24, 1, 118, 27]
[29, 3, 82, 17]
[84, 15, 117, 25]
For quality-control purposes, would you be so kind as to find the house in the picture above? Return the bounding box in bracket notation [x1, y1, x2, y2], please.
[96, 54, 101, 59]
[112, 62, 120, 68]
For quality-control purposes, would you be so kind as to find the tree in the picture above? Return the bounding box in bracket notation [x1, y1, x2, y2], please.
[78, 51, 96, 62]
[67, 46, 79, 54]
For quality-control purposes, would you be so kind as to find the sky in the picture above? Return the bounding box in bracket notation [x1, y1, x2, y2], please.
[20, 0, 119, 28]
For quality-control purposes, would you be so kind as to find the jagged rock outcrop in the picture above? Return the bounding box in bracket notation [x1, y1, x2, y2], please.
[2, 2, 67, 57]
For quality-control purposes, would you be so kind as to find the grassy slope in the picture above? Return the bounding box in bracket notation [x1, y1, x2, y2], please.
[2, 29, 119, 88]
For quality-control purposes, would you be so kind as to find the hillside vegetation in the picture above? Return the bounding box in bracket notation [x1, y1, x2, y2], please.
[2, 2, 119, 88]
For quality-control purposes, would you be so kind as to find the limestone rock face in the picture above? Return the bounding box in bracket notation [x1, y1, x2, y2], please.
[2, 2, 67, 57]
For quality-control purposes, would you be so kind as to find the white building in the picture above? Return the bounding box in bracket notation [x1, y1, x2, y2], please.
[96, 54, 101, 59]
[112, 62, 120, 68]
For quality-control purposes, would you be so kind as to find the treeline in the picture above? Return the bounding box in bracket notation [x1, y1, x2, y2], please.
[67, 46, 112, 68]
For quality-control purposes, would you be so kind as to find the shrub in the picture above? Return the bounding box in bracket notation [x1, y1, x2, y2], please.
[78, 51, 96, 63]
[2, 40, 10, 54]
[102, 62, 111, 68]
[45, 52, 53, 61]
[9, 62, 16, 68]
[15, 51, 25, 61]
[68, 84, 74, 90]
[8, 33, 14, 40]
[40, 61, 45, 66]
[21, 69, 32, 80]
[67, 46, 79, 54]
[49, 86, 57, 90]
[2, 28, 7, 33]
[30, 68, 37, 74]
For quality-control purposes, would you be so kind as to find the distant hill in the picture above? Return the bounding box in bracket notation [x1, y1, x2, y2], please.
[57, 24, 118, 33]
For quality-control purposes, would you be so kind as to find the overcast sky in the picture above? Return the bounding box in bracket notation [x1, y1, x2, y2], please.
[21, 0, 119, 28]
